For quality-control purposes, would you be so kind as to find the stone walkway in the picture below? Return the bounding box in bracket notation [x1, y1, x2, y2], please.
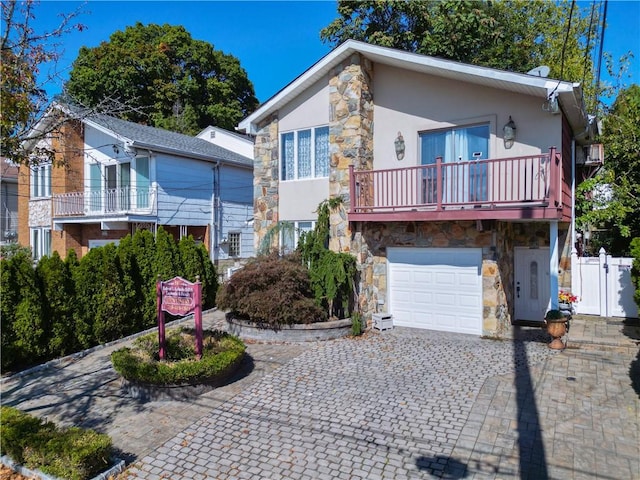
[1, 312, 638, 479]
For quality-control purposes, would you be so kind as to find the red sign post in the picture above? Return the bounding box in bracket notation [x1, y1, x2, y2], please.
[157, 275, 203, 360]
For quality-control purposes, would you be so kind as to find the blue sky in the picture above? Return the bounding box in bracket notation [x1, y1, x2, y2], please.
[32, 0, 640, 105]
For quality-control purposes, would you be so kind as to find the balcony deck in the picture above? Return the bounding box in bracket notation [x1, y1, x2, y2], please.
[53, 187, 157, 218]
[348, 149, 563, 222]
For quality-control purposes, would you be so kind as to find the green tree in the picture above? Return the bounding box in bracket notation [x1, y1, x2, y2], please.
[93, 244, 130, 343]
[65, 22, 259, 134]
[131, 228, 157, 327]
[576, 85, 640, 255]
[11, 251, 47, 364]
[321, 0, 600, 109]
[178, 235, 219, 309]
[36, 252, 75, 356]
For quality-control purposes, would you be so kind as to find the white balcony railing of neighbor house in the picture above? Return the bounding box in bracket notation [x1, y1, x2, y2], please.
[53, 187, 157, 217]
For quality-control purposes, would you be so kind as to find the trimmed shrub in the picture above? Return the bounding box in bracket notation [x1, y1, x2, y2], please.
[178, 235, 219, 309]
[631, 237, 640, 309]
[37, 252, 76, 356]
[217, 253, 327, 327]
[111, 328, 245, 385]
[0, 406, 112, 480]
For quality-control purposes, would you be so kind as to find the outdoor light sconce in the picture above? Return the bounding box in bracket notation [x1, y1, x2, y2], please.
[503, 116, 516, 149]
[394, 131, 405, 160]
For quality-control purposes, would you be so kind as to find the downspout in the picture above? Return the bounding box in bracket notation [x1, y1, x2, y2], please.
[211, 160, 221, 265]
[571, 139, 576, 251]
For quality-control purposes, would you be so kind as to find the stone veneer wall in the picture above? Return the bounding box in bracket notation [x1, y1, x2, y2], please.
[253, 115, 279, 253]
[352, 220, 571, 337]
[328, 53, 374, 253]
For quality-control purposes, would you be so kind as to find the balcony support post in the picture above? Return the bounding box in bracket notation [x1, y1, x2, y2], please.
[349, 164, 356, 213]
[436, 156, 443, 211]
[548, 146, 559, 207]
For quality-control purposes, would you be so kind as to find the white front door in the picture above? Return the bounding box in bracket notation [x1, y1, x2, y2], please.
[514, 247, 550, 322]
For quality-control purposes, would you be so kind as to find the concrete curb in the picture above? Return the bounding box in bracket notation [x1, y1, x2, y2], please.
[0, 455, 125, 480]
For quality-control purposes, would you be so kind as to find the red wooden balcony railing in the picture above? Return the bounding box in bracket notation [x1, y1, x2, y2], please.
[349, 148, 561, 220]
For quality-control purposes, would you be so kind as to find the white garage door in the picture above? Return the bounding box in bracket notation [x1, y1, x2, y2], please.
[388, 247, 483, 335]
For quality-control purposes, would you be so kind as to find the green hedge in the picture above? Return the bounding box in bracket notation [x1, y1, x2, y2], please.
[111, 328, 246, 385]
[631, 237, 640, 309]
[0, 227, 218, 372]
[0, 406, 112, 480]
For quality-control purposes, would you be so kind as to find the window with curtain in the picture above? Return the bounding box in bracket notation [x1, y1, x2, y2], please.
[280, 126, 329, 181]
[420, 124, 489, 203]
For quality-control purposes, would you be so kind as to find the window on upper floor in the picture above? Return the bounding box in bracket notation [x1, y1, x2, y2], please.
[31, 227, 51, 260]
[420, 124, 490, 203]
[281, 126, 329, 181]
[31, 163, 52, 198]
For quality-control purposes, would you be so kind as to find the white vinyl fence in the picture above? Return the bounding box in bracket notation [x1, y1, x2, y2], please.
[571, 248, 638, 318]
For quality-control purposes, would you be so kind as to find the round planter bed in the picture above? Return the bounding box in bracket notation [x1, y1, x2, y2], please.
[119, 353, 245, 402]
[226, 314, 352, 342]
[111, 328, 246, 402]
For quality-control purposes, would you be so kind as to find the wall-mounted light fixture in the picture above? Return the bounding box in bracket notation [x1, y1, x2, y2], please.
[503, 116, 516, 149]
[394, 132, 405, 160]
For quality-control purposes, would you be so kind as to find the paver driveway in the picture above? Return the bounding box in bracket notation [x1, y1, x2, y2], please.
[122, 327, 560, 479]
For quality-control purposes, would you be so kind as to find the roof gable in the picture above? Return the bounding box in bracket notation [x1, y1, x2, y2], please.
[239, 40, 588, 135]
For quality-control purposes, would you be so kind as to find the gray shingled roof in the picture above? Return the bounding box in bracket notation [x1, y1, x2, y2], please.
[87, 114, 252, 167]
[55, 103, 251, 167]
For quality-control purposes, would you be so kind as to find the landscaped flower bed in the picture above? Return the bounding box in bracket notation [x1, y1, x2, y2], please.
[111, 327, 245, 386]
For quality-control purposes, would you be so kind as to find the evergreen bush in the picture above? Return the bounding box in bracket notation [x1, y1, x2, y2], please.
[37, 252, 76, 356]
[631, 237, 640, 309]
[0, 406, 112, 480]
[0, 227, 218, 372]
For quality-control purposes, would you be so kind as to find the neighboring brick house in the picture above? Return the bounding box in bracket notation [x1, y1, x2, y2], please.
[238, 40, 598, 337]
[17, 105, 254, 269]
[1, 158, 19, 245]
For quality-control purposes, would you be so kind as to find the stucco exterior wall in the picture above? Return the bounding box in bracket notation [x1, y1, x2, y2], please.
[372, 63, 564, 171]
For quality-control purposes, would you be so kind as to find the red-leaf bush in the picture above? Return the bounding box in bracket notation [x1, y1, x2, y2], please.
[217, 253, 327, 328]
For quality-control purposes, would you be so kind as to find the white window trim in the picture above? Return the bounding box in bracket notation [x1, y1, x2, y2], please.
[30, 227, 51, 260]
[280, 126, 329, 181]
[30, 163, 52, 198]
[281, 220, 316, 253]
[228, 231, 241, 258]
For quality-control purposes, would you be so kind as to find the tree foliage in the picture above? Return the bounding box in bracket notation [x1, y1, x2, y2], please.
[65, 22, 259, 134]
[321, 0, 601, 109]
[1, 0, 86, 165]
[0, 227, 219, 373]
[576, 85, 640, 255]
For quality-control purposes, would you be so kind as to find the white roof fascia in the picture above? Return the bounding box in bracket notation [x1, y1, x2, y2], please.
[238, 39, 580, 135]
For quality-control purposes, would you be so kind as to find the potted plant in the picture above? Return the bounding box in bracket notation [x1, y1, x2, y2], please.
[544, 309, 568, 350]
[558, 290, 578, 315]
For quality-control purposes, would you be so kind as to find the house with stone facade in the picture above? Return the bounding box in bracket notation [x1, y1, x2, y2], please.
[17, 105, 254, 270]
[238, 40, 598, 337]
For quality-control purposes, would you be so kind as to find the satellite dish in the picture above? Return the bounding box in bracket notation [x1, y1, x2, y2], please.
[527, 66, 550, 77]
